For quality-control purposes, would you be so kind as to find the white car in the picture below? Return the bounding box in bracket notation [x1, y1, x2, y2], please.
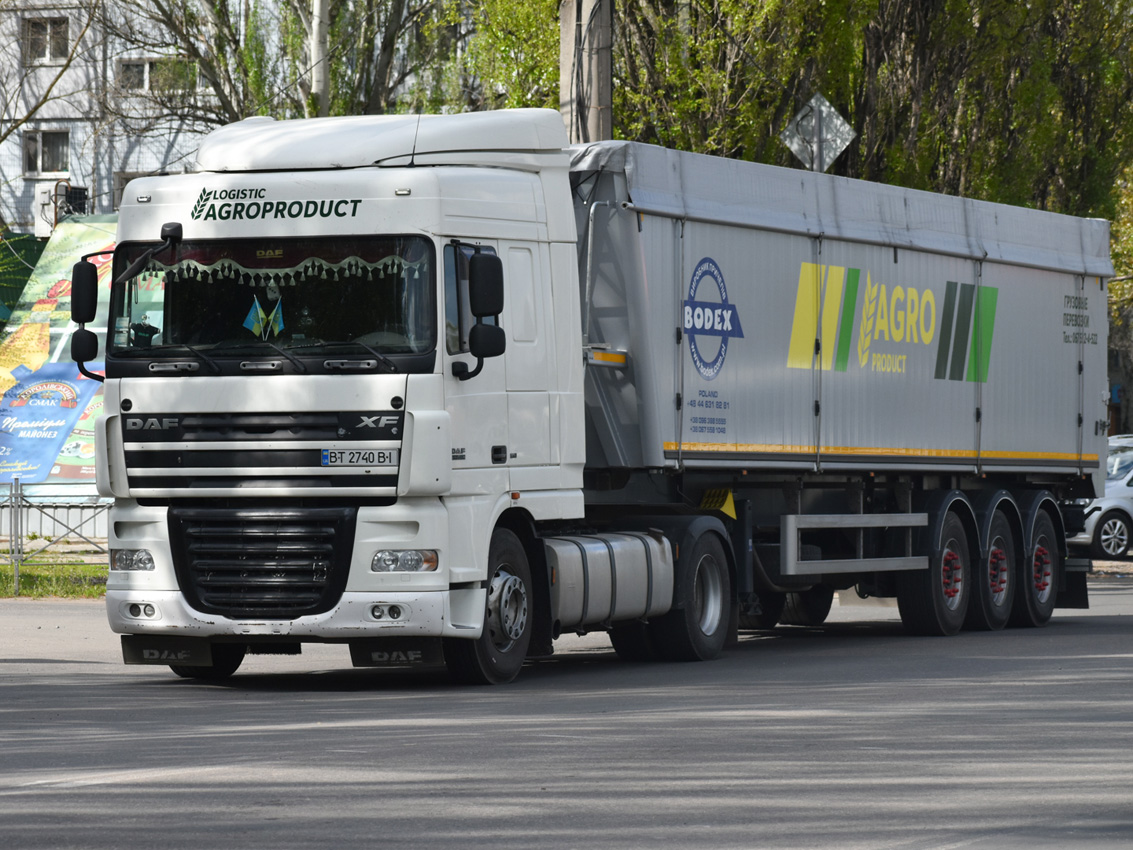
[1068, 446, 1133, 558]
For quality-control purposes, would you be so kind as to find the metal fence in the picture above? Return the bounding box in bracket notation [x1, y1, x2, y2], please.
[4, 479, 111, 595]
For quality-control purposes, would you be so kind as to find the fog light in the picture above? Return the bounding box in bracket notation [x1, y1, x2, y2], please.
[129, 603, 142, 617]
[143, 604, 156, 617]
[387, 605, 402, 620]
[371, 605, 384, 619]
[111, 549, 156, 571]
[371, 550, 437, 572]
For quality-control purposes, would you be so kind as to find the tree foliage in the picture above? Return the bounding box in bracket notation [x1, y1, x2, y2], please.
[614, 0, 1133, 221]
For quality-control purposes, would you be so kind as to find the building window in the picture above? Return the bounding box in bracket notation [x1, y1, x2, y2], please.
[24, 18, 68, 63]
[119, 58, 200, 92]
[24, 131, 69, 174]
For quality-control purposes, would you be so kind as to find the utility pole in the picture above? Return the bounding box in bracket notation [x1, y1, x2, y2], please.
[559, 0, 612, 144]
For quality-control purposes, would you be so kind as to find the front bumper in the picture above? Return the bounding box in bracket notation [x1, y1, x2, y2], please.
[106, 588, 486, 640]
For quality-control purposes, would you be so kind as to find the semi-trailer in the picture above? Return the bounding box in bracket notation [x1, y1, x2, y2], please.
[69, 108, 1111, 683]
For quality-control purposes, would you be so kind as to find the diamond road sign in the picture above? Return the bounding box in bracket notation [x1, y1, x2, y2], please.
[780, 93, 856, 173]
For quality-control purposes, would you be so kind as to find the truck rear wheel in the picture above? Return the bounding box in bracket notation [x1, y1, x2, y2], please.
[444, 528, 533, 684]
[780, 586, 835, 626]
[170, 644, 246, 681]
[738, 592, 786, 630]
[649, 533, 731, 661]
[897, 512, 971, 636]
[965, 511, 1014, 631]
[1009, 511, 1060, 628]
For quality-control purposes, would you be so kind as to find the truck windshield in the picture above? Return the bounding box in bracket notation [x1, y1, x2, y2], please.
[108, 235, 435, 358]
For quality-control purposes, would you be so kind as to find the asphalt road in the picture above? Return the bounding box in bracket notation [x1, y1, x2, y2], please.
[1, 583, 1131, 850]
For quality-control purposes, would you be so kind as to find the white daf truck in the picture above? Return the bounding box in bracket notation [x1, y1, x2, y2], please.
[69, 109, 1111, 684]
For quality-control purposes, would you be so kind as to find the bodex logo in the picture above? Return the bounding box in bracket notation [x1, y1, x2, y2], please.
[682, 257, 745, 381]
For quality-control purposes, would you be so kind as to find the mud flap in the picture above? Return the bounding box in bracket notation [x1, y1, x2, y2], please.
[1057, 558, 1090, 609]
[122, 635, 215, 666]
[349, 637, 445, 668]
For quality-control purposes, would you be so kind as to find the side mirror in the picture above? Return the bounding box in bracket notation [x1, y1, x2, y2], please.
[71, 328, 102, 382]
[71, 328, 99, 362]
[469, 323, 506, 359]
[468, 253, 503, 317]
[71, 260, 99, 324]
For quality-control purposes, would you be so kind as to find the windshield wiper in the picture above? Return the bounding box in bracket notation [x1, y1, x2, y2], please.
[166, 344, 221, 373]
[344, 340, 398, 373]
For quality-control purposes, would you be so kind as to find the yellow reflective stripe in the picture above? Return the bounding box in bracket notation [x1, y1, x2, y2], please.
[663, 441, 1098, 463]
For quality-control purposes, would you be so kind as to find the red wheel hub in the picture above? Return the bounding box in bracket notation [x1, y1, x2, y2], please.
[942, 550, 963, 599]
[1032, 546, 1051, 592]
[989, 548, 1008, 594]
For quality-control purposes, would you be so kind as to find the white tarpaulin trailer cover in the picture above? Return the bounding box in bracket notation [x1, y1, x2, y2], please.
[570, 141, 1111, 490]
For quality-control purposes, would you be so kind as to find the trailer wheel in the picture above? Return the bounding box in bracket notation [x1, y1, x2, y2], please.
[738, 592, 786, 630]
[963, 510, 1014, 631]
[779, 586, 835, 627]
[1009, 511, 1060, 628]
[650, 533, 731, 661]
[608, 622, 658, 661]
[170, 644, 246, 681]
[897, 512, 971, 636]
[1091, 511, 1131, 560]
[444, 527, 533, 684]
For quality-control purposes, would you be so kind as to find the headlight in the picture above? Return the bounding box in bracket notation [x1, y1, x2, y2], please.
[371, 549, 438, 572]
[111, 549, 156, 571]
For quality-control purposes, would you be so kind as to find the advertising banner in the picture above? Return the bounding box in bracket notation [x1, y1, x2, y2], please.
[0, 216, 116, 485]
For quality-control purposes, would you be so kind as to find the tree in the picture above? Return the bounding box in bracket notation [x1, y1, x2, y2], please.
[613, 0, 1133, 219]
[458, 0, 559, 110]
[98, 0, 452, 129]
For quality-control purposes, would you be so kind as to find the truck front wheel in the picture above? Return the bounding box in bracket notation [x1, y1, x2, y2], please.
[169, 644, 246, 681]
[650, 533, 731, 661]
[444, 528, 533, 684]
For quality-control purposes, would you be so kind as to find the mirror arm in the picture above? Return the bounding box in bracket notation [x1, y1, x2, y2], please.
[76, 359, 104, 383]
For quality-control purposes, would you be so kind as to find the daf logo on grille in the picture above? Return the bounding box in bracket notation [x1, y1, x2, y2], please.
[356, 415, 399, 430]
[125, 417, 180, 431]
[336, 412, 402, 439]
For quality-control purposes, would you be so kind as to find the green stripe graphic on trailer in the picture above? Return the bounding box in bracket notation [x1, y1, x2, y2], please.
[934, 281, 998, 383]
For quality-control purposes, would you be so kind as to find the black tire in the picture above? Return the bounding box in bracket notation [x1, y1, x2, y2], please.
[965, 510, 1015, 631]
[897, 511, 971, 636]
[738, 592, 786, 630]
[779, 586, 835, 626]
[170, 644, 246, 681]
[1009, 511, 1061, 628]
[1090, 511, 1131, 560]
[608, 621, 658, 661]
[649, 533, 731, 661]
[444, 528, 533, 684]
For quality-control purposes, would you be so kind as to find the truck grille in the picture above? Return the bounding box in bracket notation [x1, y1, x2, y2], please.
[169, 506, 357, 619]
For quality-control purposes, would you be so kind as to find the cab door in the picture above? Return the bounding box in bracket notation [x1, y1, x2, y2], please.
[499, 241, 555, 487]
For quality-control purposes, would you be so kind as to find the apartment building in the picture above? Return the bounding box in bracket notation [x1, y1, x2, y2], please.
[0, 0, 207, 236]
